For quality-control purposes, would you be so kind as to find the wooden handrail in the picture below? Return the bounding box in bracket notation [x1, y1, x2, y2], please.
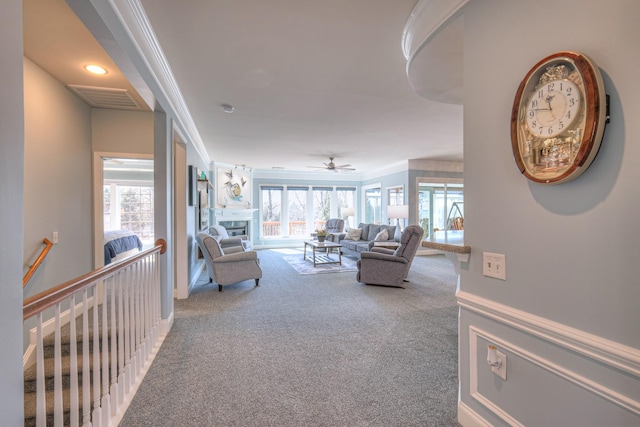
[23, 238, 54, 288]
[23, 238, 167, 320]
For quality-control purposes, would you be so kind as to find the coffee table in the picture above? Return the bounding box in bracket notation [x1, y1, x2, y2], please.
[303, 240, 342, 267]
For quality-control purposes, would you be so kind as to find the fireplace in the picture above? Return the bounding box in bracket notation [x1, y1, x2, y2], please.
[212, 208, 256, 242]
[219, 220, 248, 237]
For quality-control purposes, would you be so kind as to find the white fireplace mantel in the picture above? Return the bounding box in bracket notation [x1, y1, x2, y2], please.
[212, 208, 257, 220]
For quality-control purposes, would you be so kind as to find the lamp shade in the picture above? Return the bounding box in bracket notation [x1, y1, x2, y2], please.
[387, 204, 408, 219]
[342, 207, 355, 217]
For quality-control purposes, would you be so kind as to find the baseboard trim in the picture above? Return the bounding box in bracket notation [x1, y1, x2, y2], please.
[458, 400, 492, 427]
[111, 327, 169, 426]
[185, 262, 206, 298]
[457, 291, 640, 377]
[161, 312, 174, 336]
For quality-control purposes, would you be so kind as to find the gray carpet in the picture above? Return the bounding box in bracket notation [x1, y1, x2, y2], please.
[283, 252, 358, 274]
[119, 249, 460, 427]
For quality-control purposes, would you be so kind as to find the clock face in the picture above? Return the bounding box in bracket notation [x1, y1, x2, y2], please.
[525, 79, 580, 138]
[511, 51, 608, 184]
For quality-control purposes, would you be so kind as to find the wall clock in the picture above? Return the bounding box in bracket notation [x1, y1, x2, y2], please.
[511, 51, 609, 184]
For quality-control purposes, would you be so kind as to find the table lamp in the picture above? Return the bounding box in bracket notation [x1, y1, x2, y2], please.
[387, 205, 408, 230]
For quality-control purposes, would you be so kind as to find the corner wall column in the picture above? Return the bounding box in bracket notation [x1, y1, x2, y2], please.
[154, 109, 174, 322]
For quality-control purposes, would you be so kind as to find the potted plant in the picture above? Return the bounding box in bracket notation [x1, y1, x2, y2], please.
[315, 228, 328, 243]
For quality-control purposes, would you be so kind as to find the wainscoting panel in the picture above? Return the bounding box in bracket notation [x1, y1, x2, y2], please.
[458, 291, 640, 426]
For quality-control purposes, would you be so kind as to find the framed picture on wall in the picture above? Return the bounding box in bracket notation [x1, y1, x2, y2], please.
[199, 185, 209, 230]
[188, 165, 198, 206]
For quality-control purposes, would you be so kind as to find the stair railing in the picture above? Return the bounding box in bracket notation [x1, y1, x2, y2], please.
[23, 238, 167, 427]
[23, 238, 53, 288]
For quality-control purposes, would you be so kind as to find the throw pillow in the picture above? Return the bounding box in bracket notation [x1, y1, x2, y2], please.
[374, 229, 389, 241]
[346, 228, 362, 241]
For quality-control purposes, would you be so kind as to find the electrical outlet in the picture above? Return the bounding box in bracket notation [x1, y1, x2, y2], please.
[483, 252, 506, 280]
[492, 350, 507, 380]
[52, 231, 59, 244]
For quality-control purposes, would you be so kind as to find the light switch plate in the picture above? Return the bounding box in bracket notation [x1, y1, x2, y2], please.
[483, 252, 506, 280]
[492, 351, 507, 380]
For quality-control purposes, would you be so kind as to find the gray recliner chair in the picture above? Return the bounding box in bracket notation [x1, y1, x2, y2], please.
[196, 232, 262, 292]
[356, 225, 424, 288]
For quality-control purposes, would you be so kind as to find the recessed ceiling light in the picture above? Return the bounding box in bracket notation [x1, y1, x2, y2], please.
[221, 103, 235, 113]
[84, 64, 107, 75]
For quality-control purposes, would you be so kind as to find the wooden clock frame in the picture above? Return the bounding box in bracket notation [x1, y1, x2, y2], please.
[510, 51, 609, 184]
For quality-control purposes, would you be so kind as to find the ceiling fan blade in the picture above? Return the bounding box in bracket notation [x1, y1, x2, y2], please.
[334, 164, 351, 168]
[307, 166, 326, 169]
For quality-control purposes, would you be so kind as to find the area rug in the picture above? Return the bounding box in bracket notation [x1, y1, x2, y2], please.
[283, 254, 358, 274]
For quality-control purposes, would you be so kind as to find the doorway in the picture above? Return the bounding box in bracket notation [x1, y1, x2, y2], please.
[93, 153, 154, 267]
[417, 181, 464, 238]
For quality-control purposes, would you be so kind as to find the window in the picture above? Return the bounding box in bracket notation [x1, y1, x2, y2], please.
[336, 187, 356, 228]
[259, 185, 357, 238]
[102, 157, 154, 245]
[104, 184, 154, 244]
[387, 186, 404, 206]
[288, 187, 308, 237]
[363, 184, 382, 225]
[418, 181, 463, 237]
[261, 186, 282, 237]
[312, 186, 332, 230]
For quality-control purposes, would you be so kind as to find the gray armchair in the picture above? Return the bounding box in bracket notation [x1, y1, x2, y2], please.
[356, 225, 424, 288]
[325, 218, 345, 242]
[208, 224, 252, 251]
[196, 232, 262, 292]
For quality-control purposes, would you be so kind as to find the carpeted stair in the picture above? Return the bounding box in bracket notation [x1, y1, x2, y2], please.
[23, 315, 109, 427]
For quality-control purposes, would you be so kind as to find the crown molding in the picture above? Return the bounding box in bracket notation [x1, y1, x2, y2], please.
[71, 0, 210, 164]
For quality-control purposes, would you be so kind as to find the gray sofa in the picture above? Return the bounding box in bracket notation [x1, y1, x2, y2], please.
[338, 223, 401, 257]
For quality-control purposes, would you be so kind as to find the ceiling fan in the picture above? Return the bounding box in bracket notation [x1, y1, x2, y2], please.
[307, 157, 356, 172]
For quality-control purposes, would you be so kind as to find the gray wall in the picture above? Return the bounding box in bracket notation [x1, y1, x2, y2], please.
[1, 0, 26, 422]
[23, 58, 93, 299]
[92, 108, 154, 154]
[460, 1, 640, 425]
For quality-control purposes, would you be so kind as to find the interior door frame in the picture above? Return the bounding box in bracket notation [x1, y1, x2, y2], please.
[172, 130, 189, 299]
[92, 151, 153, 269]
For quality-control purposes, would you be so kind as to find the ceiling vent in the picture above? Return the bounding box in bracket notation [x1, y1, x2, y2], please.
[67, 85, 141, 110]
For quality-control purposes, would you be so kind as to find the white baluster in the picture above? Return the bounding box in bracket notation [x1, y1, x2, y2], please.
[134, 262, 141, 375]
[123, 267, 131, 395]
[117, 267, 126, 402]
[54, 303, 63, 426]
[101, 278, 111, 425]
[36, 313, 46, 427]
[141, 258, 148, 360]
[92, 285, 102, 427]
[82, 290, 91, 427]
[69, 294, 79, 427]
[110, 273, 119, 417]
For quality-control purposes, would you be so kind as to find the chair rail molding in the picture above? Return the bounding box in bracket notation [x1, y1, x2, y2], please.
[457, 291, 640, 377]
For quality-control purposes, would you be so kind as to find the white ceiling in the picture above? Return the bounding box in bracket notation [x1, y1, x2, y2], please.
[23, 0, 463, 174]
